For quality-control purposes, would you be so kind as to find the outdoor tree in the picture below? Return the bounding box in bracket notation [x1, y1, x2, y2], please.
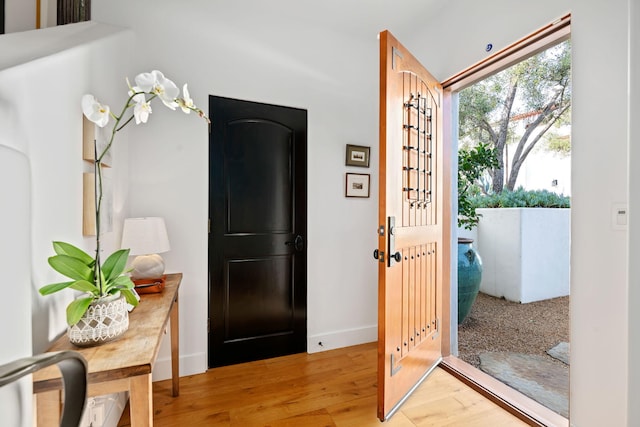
[458, 40, 571, 193]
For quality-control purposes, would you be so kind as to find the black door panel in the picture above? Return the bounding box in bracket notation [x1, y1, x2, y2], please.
[209, 96, 307, 367]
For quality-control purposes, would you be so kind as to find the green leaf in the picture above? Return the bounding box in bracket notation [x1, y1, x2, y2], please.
[52, 241, 94, 264]
[48, 254, 93, 281]
[104, 275, 134, 294]
[102, 249, 130, 282]
[121, 288, 139, 307]
[69, 280, 99, 294]
[66, 296, 94, 326]
[39, 281, 76, 295]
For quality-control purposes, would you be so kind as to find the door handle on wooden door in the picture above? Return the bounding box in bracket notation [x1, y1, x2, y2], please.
[387, 216, 401, 266]
[285, 235, 304, 251]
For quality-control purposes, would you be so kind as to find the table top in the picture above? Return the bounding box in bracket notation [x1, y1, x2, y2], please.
[33, 273, 182, 393]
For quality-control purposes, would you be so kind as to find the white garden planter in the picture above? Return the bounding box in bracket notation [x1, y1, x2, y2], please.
[476, 208, 570, 303]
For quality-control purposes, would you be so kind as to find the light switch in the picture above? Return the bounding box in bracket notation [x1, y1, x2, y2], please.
[612, 203, 628, 230]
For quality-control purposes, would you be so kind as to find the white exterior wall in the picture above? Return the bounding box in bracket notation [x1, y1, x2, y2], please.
[476, 208, 570, 303]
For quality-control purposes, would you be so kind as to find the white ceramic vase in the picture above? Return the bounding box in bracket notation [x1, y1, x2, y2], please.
[67, 292, 129, 347]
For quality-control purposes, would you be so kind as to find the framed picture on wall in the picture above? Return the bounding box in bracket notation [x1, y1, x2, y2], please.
[345, 144, 370, 167]
[345, 173, 370, 198]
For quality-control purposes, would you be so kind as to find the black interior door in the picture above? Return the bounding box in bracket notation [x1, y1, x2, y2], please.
[208, 96, 307, 367]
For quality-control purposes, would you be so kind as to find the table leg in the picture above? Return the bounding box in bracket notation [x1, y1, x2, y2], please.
[170, 295, 179, 397]
[35, 390, 61, 427]
[129, 374, 153, 427]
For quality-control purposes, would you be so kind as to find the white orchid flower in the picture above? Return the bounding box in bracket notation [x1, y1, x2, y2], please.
[134, 70, 179, 110]
[177, 84, 195, 114]
[81, 94, 110, 128]
[131, 93, 152, 124]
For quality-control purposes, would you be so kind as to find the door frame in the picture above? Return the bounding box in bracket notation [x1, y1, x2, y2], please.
[439, 13, 571, 427]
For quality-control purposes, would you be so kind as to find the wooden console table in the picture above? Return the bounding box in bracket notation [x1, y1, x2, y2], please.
[33, 273, 182, 427]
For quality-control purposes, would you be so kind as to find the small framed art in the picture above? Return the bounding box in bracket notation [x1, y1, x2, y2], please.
[345, 144, 370, 168]
[345, 173, 370, 198]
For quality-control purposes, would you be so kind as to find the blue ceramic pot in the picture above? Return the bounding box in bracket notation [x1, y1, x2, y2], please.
[458, 238, 482, 324]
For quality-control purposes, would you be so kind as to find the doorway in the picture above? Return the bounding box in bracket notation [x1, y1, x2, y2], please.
[442, 13, 571, 423]
[208, 95, 307, 368]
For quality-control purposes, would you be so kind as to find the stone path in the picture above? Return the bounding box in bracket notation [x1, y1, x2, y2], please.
[547, 341, 570, 365]
[479, 342, 570, 418]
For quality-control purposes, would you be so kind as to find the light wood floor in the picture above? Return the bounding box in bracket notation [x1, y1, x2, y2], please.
[118, 342, 529, 426]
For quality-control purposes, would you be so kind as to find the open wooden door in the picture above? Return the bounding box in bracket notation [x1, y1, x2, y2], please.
[377, 30, 448, 420]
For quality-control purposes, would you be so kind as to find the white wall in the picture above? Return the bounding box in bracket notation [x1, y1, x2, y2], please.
[0, 22, 132, 424]
[90, 1, 638, 425]
[628, 0, 640, 423]
[569, 5, 630, 425]
[517, 151, 572, 195]
[2, 1, 637, 426]
[0, 116, 33, 426]
[91, 0, 424, 376]
[5, 0, 35, 33]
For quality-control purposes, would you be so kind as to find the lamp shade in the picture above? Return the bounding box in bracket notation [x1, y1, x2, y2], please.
[121, 217, 170, 255]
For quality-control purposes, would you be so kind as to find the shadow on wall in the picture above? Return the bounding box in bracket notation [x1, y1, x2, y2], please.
[0, 99, 34, 426]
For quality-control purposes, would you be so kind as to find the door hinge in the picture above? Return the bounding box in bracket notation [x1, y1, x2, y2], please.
[208, 218, 210, 233]
[207, 317, 210, 333]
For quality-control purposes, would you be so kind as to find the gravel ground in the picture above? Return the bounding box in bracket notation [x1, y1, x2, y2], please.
[457, 292, 570, 368]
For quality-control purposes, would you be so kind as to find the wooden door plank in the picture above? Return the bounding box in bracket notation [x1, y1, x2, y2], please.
[377, 30, 448, 421]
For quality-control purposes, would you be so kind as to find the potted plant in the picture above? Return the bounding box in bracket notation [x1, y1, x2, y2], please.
[39, 70, 209, 346]
[457, 142, 498, 324]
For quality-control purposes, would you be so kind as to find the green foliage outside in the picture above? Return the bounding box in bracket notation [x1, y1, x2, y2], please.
[471, 188, 570, 209]
[458, 142, 499, 229]
[458, 40, 571, 193]
[545, 133, 571, 156]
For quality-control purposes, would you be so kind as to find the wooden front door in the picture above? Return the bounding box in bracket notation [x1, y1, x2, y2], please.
[208, 96, 307, 368]
[377, 30, 447, 420]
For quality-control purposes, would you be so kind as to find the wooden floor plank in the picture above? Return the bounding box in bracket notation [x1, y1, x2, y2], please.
[118, 343, 530, 426]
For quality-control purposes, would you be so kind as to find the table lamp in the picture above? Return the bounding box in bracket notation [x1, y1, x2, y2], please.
[121, 217, 170, 293]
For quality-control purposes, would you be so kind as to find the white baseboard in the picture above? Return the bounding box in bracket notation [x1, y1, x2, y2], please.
[152, 352, 207, 382]
[307, 325, 377, 353]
